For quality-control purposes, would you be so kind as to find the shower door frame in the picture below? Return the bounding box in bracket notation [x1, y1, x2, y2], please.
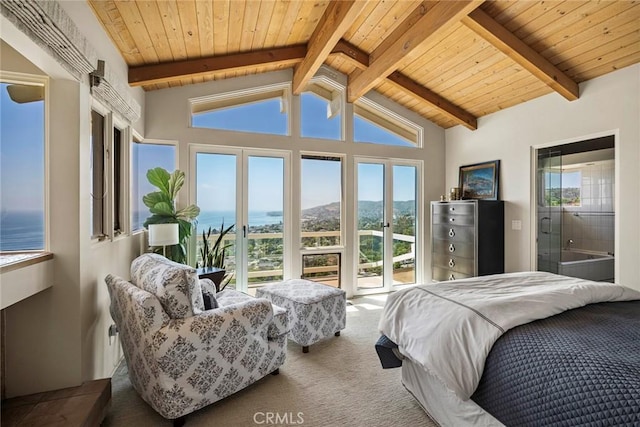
[535, 148, 563, 274]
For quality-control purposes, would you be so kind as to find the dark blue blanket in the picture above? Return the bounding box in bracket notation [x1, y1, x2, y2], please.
[471, 300, 640, 426]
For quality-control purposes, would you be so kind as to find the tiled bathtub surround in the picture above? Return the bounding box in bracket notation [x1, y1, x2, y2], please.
[562, 160, 614, 254]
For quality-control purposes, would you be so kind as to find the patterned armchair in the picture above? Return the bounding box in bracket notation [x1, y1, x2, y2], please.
[105, 254, 288, 424]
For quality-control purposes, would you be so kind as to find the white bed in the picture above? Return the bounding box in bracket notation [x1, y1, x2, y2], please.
[378, 271, 640, 426]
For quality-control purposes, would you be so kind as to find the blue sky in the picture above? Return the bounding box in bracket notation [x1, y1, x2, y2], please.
[0, 83, 45, 212]
[194, 94, 416, 212]
[2, 85, 417, 215]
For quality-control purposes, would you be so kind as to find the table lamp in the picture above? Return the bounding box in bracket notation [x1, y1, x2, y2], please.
[148, 223, 179, 258]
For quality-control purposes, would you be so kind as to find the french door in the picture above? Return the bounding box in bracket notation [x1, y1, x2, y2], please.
[355, 158, 420, 294]
[193, 146, 290, 293]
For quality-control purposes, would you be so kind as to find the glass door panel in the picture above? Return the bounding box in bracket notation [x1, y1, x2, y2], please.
[537, 149, 562, 273]
[392, 165, 417, 285]
[195, 153, 238, 286]
[357, 162, 385, 289]
[246, 156, 284, 288]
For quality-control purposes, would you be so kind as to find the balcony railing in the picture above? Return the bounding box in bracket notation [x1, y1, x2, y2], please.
[196, 229, 415, 283]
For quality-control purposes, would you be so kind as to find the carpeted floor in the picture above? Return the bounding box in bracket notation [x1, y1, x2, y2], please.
[103, 294, 437, 427]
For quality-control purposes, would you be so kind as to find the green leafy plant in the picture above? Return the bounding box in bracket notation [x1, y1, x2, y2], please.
[199, 222, 235, 291]
[143, 167, 200, 264]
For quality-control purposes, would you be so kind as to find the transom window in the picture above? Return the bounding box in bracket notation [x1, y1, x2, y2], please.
[354, 98, 421, 147]
[300, 79, 343, 141]
[191, 84, 290, 136]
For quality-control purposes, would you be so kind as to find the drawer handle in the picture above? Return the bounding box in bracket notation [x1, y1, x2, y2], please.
[449, 218, 455, 222]
[448, 244, 455, 253]
[448, 228, 455, 237]
[449, 207, 455, 211]
[448, 274, 455, 281]
[449, 259, 455, 268]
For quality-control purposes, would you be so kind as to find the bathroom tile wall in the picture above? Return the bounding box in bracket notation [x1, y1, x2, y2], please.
[562, 160, 615, 254]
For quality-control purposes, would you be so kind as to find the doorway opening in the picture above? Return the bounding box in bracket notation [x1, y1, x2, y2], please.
[535, 135, 615, 282]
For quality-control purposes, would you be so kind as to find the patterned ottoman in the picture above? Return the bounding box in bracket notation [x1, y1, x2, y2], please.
[256, 279, 346, 353]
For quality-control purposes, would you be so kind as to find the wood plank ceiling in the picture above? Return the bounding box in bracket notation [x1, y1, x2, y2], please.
[89, 0, 640, 130]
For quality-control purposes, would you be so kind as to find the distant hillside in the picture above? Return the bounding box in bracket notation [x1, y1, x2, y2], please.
[301, 200, 415, 220]
[302, 202, 341, 220]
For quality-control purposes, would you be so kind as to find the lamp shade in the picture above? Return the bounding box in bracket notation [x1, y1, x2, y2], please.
[148, 223, 179, 246]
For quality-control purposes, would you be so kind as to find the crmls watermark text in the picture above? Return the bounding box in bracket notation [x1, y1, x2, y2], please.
[253, 412, 305, 425]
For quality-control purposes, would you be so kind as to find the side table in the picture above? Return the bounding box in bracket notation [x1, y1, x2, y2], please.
[196, 267, 226, 292]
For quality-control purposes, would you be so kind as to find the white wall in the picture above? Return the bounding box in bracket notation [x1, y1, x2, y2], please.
[1, 2, 147, 396]
[145, 69, 446, 296]
[446, 64, 640, 290]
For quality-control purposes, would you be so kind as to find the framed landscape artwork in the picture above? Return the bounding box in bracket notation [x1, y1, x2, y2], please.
[459, 160, 500, 200]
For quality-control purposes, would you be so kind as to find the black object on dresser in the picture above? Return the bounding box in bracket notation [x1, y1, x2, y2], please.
[431, 200, 504, 281]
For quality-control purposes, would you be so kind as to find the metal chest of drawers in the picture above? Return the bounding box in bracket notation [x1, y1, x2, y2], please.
[431, 200, 504, 281]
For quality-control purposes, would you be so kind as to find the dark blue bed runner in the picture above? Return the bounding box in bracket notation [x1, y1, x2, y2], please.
[471, 300, 640, 426]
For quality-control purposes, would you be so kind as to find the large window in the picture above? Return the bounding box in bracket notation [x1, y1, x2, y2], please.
[354, 98, 421, 147]
[191, 85, 290, 136]
[301, 155, 342, 248]
[131, 141, 176, 231]
[0, 80, 45, 251]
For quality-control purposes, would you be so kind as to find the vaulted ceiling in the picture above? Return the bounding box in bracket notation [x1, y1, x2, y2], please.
[89, 0, 640, 130]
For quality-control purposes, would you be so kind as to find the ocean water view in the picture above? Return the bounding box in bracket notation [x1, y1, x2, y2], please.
[196, 210, 283, 234]
[0, 211, 45, 251]
[134, 210, 285, 234]
[1, 210, 283, 252]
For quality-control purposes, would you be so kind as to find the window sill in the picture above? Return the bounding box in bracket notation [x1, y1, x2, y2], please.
[0, 251, 53, 274]
[1, 252, 54, 309]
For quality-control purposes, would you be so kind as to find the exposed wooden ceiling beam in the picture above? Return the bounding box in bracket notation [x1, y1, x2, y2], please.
[347, 0, 483, 103]
[387, 72, 477, 130]
[292, 0, 367, 95]
[462, 8, 579, 101]
[128, 45, 307, 87]
[333, 40, 477, 130]
[128, 37, 477, 129]
[332, 39, 369, 69]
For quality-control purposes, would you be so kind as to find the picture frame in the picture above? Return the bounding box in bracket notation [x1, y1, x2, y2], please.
[458, 160, 500, 200]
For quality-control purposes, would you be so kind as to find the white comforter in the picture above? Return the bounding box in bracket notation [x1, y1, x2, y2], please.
[378, 271, 640, 400]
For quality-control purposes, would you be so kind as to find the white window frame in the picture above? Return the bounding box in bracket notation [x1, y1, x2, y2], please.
[189, 83, 292, 136]
[299, 151, 345, 251]
[189, 144, 292, 292]
[353, 97, 423, 147]
[0, 71, 50, 252]
[353, 156, 423, 296]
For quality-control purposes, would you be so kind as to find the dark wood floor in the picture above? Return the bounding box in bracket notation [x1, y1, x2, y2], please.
[1, 378, 110, 426]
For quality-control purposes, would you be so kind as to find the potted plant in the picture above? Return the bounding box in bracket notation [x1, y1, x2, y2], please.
[143, 167, 200, 264]
[199, 221, 235, 292]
